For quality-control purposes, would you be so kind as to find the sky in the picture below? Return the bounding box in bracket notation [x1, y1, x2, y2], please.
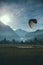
[0, 0, 43, 32]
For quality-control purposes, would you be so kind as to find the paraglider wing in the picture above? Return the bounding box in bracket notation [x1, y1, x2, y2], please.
[28, 19, 37, 28]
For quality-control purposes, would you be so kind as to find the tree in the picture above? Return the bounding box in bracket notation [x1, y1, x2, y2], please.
[3, 38, 7, 44]
[12, 39, 16, 44]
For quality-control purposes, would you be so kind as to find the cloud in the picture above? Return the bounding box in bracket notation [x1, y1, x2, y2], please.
[0, 0, 43, 32]
[0, 2, 26, 29]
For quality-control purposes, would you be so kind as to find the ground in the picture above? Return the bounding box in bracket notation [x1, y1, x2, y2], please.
[0, 44, 43, 65]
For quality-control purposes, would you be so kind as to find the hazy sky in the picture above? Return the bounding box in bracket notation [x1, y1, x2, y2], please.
[0, 0, 43, 32]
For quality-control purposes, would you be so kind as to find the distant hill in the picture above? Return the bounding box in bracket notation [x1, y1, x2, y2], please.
[25, 29, 43, 41]
[15, 29, 43, 42]
[0, 21, 20, 41]
[0, 21, 43, 42]
[15, 29, 28, 41]
[15, 29, 28, 37]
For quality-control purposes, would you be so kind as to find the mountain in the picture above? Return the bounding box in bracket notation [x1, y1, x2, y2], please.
[15, 29, 43, 42]
[25, 29, 43, 41]
[0, 21, 43, 42]
[15, 29, 28, 41]
[0, 21, 20, 41]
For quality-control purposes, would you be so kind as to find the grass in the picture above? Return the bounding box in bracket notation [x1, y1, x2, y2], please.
[0, 44, 43, 65]
[0, 44, 43, 56]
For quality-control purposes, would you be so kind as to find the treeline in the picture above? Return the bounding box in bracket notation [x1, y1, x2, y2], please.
[0, 38, 43, 45]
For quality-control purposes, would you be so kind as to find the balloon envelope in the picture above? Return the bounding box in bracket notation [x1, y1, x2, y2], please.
[28, 19, 37, 28]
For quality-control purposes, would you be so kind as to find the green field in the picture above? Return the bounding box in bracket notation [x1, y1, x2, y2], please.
[0, 44, 43, 65]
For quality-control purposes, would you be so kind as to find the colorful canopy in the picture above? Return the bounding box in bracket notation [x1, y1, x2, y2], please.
[28, 19, 37, 28]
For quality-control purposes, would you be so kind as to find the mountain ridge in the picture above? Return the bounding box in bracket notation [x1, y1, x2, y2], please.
[0, 21, 43, 42]
[0, 21, 20, 41]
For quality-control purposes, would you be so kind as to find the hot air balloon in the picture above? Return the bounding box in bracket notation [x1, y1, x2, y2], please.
[28, 19, 37, 28]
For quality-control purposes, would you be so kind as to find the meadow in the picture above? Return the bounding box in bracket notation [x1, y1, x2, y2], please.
[0, 44, 43, 65]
